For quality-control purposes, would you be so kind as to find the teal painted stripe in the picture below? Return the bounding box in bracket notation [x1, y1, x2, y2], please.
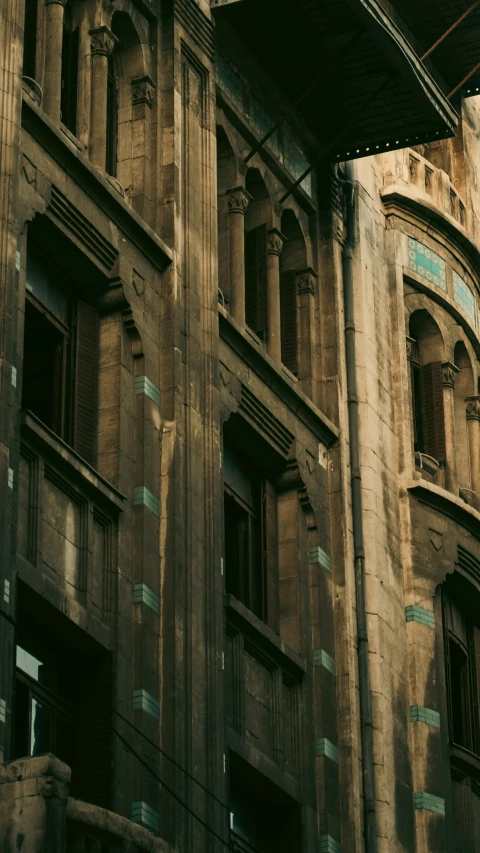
[133, 689, 160, 720]
[131, 801, 160, 832]
[309, 546, 332, 572]
[315, 738, 339, 764]
[134, 375, 160, 405]
[313, 649, 336, 675]
[318, 835, 342, 853]
[414, 792, 445, 815]
[133, 583, 160, 614]
[410, 705, 440, 728]
[133, 486, 159, 516]
[405, 605, 435, 629]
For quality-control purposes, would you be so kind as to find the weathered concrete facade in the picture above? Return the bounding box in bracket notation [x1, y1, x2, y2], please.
[0, 0, 479, 850]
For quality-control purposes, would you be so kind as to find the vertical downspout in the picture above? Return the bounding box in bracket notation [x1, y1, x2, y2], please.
[341, 160, 377, 853]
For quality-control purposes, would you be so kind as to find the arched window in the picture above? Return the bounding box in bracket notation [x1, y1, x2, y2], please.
[60, 2, 79, 134]
[244, 169, 272, 342]
[106, 53, 118, 177]
[409, 310, 446, 462]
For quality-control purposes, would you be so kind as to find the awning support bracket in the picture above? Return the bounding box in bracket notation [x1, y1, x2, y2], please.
[421, 0, 480, 61]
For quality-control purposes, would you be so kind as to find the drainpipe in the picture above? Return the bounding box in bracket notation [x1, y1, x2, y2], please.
[341, 159, 377, 853]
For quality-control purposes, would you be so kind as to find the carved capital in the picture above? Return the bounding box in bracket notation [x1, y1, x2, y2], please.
[267, 228, 285, 257]
[441, 361, 459, 388]
[296, 267, 317, 295]
[132, 75, 156, 108]
[466, 396, 480, 421]
[408, 155, 419, 182]
[90, 26, 118, 57]
[227, 186, 251, 216]
[45, 0, 67, 7]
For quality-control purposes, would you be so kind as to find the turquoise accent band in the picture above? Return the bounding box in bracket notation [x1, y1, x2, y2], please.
[133, 583, 160, 614]
[315, 738, 339, 763]
[318, 835, 342, 853]
[313, 649, 336, 675]
[309, 546, 332, 572]
[410, 705, 440, 728]
[405, 605, 435, 629]
[134, 376, 160, 405]
[414, 792, 445, 815]
[131, 801, 160, 832]
[133, 689, 160, 720]
[133, 486, 160, 516]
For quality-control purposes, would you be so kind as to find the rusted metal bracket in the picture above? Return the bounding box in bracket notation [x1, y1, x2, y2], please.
[421, 0, 480, 61]
[448, 59, 480, 99]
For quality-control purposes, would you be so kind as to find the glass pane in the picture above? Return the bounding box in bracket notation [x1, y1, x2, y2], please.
[30, 698, 52, 755]
[26, 252, 68, 325]
[16, 646, 43, 682]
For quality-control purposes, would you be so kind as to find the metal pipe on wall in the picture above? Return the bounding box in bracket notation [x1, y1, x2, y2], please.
[341, 160, 377, 853]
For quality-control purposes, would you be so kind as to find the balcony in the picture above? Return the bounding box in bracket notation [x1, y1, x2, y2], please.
[0, 755, 168, 853]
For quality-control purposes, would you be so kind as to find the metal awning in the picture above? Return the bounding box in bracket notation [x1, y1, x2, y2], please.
[212, 0, 458, 162]
[383, 0, 480, 98]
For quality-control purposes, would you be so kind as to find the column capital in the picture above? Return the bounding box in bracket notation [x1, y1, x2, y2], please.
[132, 75, 156, 107]
[90, 26, 118, 57]
[227, 186, 251, 215]
[45, 0, 67, 7]
[267, 227, 286, 256]
[442, 361, 459, 388]
[466, 396, 480, 421]
[296, 267, 317, 295]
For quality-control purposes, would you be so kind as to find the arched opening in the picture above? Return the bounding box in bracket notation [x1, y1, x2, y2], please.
[60, 1, 79, 134]
[408, 309, 446, 461]
[278, 210, 307, 376]
[108, 12, 143, 182]
[217, 126, 237, 306]
[244, 169, 272, 342]
[454, 341, 473, 495]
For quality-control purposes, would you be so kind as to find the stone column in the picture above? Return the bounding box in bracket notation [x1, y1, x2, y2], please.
[296, 267, 317, 394]
[466, 396, 480, 509]
[89, 26, 117, 170]
[442, 361, 459, 493]
[226, 186, 251, 325]
[129, 75, 156, 221]
[43, 0, 66, 122]
[266, 228, 285, 363]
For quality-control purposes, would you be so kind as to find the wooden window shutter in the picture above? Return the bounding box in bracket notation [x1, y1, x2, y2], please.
[73, 300, 99, 466]
[245, 225, 268, 337]
[419, 361, 446, 462]
[74, 654, 112, 808]
[262, 479, 279, 632]
[280, 270, 298, 375]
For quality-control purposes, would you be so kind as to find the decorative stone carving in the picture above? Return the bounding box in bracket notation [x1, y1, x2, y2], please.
[90, 26, 117, 57]
[226, 186, 251, 216]
[267, 228, 285, 257]
[425, 167, 433, 194]
[441, 361, 459, 388]
[296, 267, 317, 295]
[132, 75, 156, 108]
[408, 156, 419, 182]
[450, 190, 457, 217]
[466, 396, 480, 421]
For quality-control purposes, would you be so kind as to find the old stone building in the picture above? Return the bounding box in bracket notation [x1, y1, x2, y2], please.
[0, 0, 479, 851]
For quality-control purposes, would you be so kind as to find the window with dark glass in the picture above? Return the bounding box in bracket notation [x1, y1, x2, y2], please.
[409, 344, 446, 461]
[223, 443, 278, 630]
[443, 590, 479, 753]
[22, 0, 38, 83]
[106, 54, 118, 177]
[21, 247, 99, 466]
[245, 225, 268, 342]
[60, 2, 79, 134]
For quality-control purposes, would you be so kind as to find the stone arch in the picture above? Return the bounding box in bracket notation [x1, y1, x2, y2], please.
[245, 168, 273, 232]
[409, 308, 446, 364]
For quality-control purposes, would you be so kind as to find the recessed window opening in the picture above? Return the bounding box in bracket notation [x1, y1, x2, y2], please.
[106, 53, 118, 178]
[60, 2, 79, 134]
[22, 0, 38, 83]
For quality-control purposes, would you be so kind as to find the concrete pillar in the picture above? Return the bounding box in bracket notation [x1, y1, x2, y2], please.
[227, 186, 251, 326]
[89, 26, 117, 170]
[296, 267, 317, 394]
[43, 0, 66, 122]
[466, 395, 480, 509]
[442, 361, 459, 493]
[266, 228, 285, 363]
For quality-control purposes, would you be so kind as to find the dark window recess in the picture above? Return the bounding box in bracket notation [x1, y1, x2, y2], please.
[22, 0, 38, 82]
[21, 249, 99, 466]
[411, 361, 424, 453]
[223, 444, 278, 629]
[418, 361, 446, 461]
[13, 632, 112, 808]
[245, 225, 268, 341]
[280, 270, 298, 375]
[60, 4, 79, 134]
[106, 55, 118, 177]
[443, 590, 480, 754]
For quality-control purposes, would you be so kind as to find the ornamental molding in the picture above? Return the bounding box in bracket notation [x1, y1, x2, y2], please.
[296, 267, 317, 295]
[267, 228, 285, 257]
[466, 396, 480, 421]
[441, 360, 459, 388]
[90, 26, 118, 57]
[226, 186, 251, 215]
[132, 75, 156, 108]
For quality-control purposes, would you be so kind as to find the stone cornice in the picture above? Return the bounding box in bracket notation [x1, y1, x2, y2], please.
[218, 304, 338, 448]
[22, 94, 172, 272]
[408, 478, 480, 541]
[381, 184, 480, 282]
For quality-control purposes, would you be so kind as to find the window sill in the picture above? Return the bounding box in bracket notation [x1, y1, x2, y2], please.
[21, 410, 126, 511]
[224, 593, 306, 676]
[218, 305, 338, 448]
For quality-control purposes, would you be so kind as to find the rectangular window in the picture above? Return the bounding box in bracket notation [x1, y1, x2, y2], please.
[22, 248, 99, 466]
[223, 444, 279, 629]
